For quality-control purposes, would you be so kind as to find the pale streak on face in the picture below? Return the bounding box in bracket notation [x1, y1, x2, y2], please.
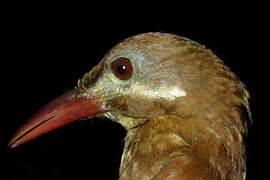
[140, 86, 186, 101]
[130, 82, 186, 101]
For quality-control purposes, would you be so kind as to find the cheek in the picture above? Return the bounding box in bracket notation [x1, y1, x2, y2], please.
[128, 99, 166, 117]
[107, 95, 166, 117]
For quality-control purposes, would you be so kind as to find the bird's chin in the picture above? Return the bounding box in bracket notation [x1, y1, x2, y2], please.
[9, 90, 107, 148]
[104, 111, 148, 130]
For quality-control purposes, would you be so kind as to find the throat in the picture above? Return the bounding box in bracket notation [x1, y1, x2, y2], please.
[104, 112, 149, 130]
[119, 115, 191, 178]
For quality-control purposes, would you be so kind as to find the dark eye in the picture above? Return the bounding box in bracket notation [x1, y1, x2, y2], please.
[111, 57, 133, 80]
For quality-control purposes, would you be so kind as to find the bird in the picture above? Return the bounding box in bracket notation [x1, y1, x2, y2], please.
[9, 32, 251, 180]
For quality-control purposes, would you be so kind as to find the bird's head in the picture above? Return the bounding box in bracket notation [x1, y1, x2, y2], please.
[9, 33, 251, 149]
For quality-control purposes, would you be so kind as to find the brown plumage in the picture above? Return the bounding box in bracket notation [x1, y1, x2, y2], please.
[9, 32, 251, 180]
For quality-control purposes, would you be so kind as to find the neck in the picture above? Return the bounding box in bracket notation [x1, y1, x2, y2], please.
[119, 114, 246, 180]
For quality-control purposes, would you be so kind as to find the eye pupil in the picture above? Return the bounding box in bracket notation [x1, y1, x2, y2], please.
[111, 57, 133, 80]
[118, 65, 126, 74]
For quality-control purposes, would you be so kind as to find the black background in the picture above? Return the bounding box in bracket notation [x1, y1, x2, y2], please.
[1, 3, 266, 180]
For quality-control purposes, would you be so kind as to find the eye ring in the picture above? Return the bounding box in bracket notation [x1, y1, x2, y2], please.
[111, 57, 133, 80]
